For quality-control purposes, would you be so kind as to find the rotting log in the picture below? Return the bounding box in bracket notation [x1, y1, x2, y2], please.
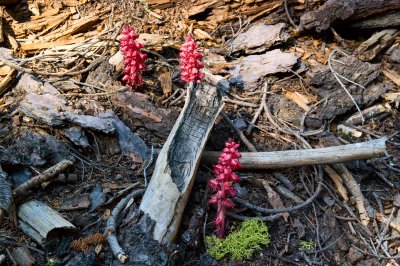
[139, 83, 223, 244]
[298, 0, 400, 32]
[201, 137, 387, 169]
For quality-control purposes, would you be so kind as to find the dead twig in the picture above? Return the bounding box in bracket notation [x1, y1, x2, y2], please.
[105, 189, 145, 263]
[247, 82, 268, 134]
[13, 160, 74, 198]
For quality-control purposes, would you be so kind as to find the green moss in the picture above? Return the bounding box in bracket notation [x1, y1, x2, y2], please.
[300, 240, 315, 251]
[206, 219, 270, 261]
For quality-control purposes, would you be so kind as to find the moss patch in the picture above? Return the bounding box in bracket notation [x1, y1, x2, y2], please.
[206, 219, 270, 261]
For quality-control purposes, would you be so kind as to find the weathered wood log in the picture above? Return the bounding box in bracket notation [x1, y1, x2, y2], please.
[298, 0, 400, 32]
[350, 11, 400, 29]
[18, 200, 75, 245]
[201, 137, 387, 169]
[139, 83, 223, 244]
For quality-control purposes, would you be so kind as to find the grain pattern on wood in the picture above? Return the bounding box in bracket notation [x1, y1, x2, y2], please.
[201, 137, 387, 169]
[18, 200, 75, 245]
[140, 83, 223, 244]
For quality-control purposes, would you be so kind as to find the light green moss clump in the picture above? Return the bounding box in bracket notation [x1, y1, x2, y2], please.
[206, 219, 270, 261]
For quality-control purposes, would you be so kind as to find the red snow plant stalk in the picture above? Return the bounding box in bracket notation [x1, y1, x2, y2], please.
[179, 36, 204, 83]
[120, 25, 147, 89]
[209, 139, 242, 238]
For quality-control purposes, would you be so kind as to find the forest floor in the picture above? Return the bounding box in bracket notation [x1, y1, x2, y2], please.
[0, 0, 400, 265]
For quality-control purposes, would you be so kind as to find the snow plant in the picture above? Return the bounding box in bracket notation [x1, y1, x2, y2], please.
[179, 35, 204, 83]
[209, 140, 242, 238]
[120, 25, 147, 89]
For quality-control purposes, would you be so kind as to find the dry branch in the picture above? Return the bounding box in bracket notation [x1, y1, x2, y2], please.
[13, 160, 74, 198]
[201, 137, 387, 169]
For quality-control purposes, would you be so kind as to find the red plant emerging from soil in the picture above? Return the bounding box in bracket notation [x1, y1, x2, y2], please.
[179, 36, 204, 83]
[119, 25, 147, 89]
[209, 140, 242, 238]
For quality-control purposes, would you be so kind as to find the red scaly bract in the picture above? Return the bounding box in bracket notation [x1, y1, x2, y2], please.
[179, 36, 204, 83]
[209, 140, 242, 238]
[119, 26, 147, 89]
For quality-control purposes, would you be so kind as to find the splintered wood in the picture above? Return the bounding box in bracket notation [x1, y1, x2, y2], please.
[4, 3, 111, 55]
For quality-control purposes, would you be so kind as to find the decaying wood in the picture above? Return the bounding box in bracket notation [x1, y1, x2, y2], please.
[350, 11, 400, 29]
[13, 160, 74, 198]
[332, 164, 370, 226]
[337, 124, 362, 138]
[383, 68, 400, 86]
[382, 92, 400, 108]
[201, 137, 387, 169]
[0, 66, 17, 96]
[140, 83, 223, 244]
[298, 0, 400, 32]
[323, 165, 349, 201]
[356, 29, 399, 61]
[18, 200, 76, 245]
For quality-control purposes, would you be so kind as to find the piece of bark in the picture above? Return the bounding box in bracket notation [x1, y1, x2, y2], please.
[356, 29, 399, 61]
[262, 181, 289, 221]
[140, 83, 223, 244]
[284, 90, 311, 111]
[323, 165, 349, 201]
[0, 66, 17, 96]
[383, 68, 400, 86]
[201, 137, 387, 169]
[18, 200, 76, 245]
[229, 49, 298, 91]
[298, 0, 400, 32]
[350, 11, 400, 29]
[59, 194, 91, 211]
[13, 159, 74, 198]
[187, 0, 219, 17]
[230, 23, 289, 54]
[20, 93, 67, 126]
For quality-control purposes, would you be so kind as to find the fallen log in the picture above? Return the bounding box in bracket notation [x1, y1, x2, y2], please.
[201, 137, 387, 169]
[298, 0, 400, 32]
[139, 83, 223, 244]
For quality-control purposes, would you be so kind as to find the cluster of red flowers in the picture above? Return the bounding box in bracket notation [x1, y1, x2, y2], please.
[119, 26, 147, 89]
[209, 140, 242, 238]
[179, 36, 204, 83]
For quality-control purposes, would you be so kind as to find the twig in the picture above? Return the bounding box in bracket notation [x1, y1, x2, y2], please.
[327, 49, 365, 124]
[105, 189, 145, 264]
[223, 98, 258, 108]
[220, 111, 258, 152]
[226, 211, 282, 222]
[247, 82, 268, 134]
[284, 0, 298, 29]
[1, 57, 105, 77]
[12, 160, 74, 198]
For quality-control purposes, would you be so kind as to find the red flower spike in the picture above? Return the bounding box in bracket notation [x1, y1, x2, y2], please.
[208, 140, 242, 238]
[179, 36, 204, 83]
[119, 26, 147, 89]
